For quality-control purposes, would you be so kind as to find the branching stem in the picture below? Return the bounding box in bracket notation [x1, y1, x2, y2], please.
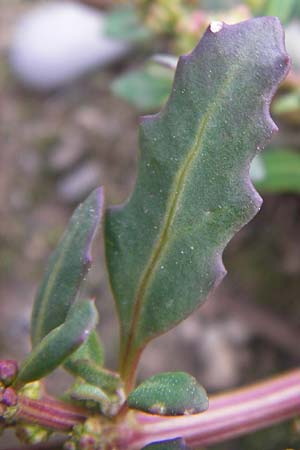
[118, 369, 300, 449]
[2, 370, 300, 449]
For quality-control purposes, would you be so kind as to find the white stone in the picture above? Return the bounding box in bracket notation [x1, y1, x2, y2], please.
[9, 1, 131, 91]
[57, 162, 101, 202]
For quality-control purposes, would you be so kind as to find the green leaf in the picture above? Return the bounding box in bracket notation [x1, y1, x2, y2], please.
[70, 382, 122, 416]
[263, 0, 297, 24]
[141, 438, 191, 450]
[66, 330, 104, 367]
[104, 6, 152, 43]
[247, 0, 298, 22]
[64, 359, 121, 393]
[127, 372, 208, 416]
[17, 299, 98, 385]
[254, 149, 300, 193]
[112, 64, 174, 112]
[105, 18, 290, 380]
[71, 382, 110, 404]
[64, 322, 104, 380]
[31, 187, 104, 347]
[272, 90, 300, 116]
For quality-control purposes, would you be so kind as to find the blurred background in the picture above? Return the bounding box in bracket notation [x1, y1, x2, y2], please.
[1, 0, 300, 448]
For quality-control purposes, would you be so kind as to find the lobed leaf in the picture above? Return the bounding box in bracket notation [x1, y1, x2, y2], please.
[141, 438, 191, 450]
[31, 187, 103, 347]
[105, 18, 290, 379]
[127, 372, 208, 416]
[17, 299, 98, 385]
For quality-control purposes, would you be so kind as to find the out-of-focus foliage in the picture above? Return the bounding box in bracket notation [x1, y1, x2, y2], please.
[108, 0, 251, 54]
[273, 90, 300, 125]
[111, 63, 173, 111]
[247, 0, 298, 24]
[104, 5, 152, 43]
[252, 150, 300, 193]
[109, 0, 300, 197]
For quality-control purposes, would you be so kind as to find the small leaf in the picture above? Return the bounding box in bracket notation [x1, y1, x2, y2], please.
[112, 64, 173, 111]
[64, 359, 121, 393]
[104, 6, 152, 43]
[70, 382, 122, 417]
[71, 382, 110, 404]
[17, 299, 98, 385]
[263, 0, 297, 24]
[127, 372, 208, 416]
[254, 149, 300, 193]
[272, 89, 300, 116]
[66, 330, 104, 367]
[31, 187, 103, 347]
[105, 18, 290, 379]
[141, 438, 191, 450]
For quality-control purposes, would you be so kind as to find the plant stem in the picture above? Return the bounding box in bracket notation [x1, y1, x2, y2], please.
[16, 395, 88, 431]
[118, 369, 300, 449]
[120, 352, 140, 396]
[4, 370, 300, 449]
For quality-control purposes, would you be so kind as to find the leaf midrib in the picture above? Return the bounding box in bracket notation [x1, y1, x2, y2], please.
[121, 61, 240, 370]
[32, 230, 75, 345]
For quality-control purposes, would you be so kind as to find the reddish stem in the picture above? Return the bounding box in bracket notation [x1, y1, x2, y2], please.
[118, 369, 300, 449]
[16, 395, 88, 431]
[3, 370, 300, 449]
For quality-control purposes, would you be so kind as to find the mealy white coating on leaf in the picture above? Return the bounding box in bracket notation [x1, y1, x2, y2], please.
[210, 21, 223, 33]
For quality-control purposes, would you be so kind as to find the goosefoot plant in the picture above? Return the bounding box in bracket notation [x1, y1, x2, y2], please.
[0, 17, 297, 450]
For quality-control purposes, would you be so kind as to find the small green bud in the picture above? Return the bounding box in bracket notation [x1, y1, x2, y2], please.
[19, 380, 42, 400]
[16, 423, 51, 444]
